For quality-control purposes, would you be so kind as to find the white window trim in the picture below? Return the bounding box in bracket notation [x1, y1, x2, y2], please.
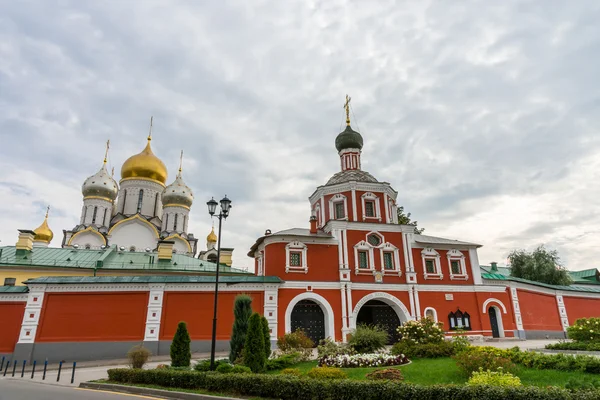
[314, 203, 322, 227]
[354, 240, 374, 275]
[361, 192, 381, 221]
[379, 242, 401, 276]
[447, 249, 469, 280]
[366, 231, 385, 246]
[421, 248, 443, 280]
[424, 307, 438, 322]
[285, 241, 308, 274]
[329, 194, 348, 221]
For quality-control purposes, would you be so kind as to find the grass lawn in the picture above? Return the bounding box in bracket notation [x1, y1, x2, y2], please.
[269, 357, 598, 387]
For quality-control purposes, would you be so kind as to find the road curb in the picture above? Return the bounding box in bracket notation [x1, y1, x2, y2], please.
[79, 382, 243, 400]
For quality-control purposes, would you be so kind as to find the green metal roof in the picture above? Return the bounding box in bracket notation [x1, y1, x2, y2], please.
[480, 265, 512, 276]
[24, 275, 282, 285]
[480, 265, 600, 286]
[0, 285, 28, 293]
[0, 246, 251, 275]
[570, 268, 599, 278]
[481, 273, 600, 293]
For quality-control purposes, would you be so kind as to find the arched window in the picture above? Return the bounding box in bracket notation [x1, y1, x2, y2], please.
[174, 214, 178, 231]
[165, 214, 169, 231]
[207, 254, 218, 263]
[129, 246, 136, 252]
[154, 193, 159, 216]
[121, 189, 127, 213]
[102, 208, 108, 226]
[92, 206, 98, 224]
[85, 244, 91, 250]
[137, 189, 144, 213]
[448, 308, 471, 330]
[82, 206, 87, 223]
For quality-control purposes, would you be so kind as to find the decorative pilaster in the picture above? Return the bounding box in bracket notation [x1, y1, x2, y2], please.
[510, 287, 525, 338]
[556, 295, 569, 331]
[340, 284, 350, 341]
[17, 285, 46, 344]
[144, 284, 165, 341]
[264, 284, 279, 346]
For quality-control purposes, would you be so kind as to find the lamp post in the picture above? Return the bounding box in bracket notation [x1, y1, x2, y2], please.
[206, 195, 232, 371]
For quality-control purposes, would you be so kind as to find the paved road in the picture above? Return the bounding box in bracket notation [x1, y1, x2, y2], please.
[0, 379, 159, 400]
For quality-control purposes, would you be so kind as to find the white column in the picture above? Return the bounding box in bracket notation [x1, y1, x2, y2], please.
[17, 285, 46, 344]
[346, 282, 354, 332]
[469, 248, 482, 284]
[414, 286, 422, 319]
[144, 284, 165, 341]
[383, 193, 389, 223]
[408, 285, 416, 318]
[351, 188, 358, 221]
[510, 287, 524, 332]
[264, 284, 279, 346]
[340, 284, 348, 342]
[556, 294, 569, 331]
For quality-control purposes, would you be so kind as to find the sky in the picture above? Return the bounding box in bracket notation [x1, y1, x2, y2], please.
[1, 0, 600, 272]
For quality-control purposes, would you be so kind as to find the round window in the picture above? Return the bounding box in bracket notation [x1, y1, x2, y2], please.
[367, 234, 381, 246]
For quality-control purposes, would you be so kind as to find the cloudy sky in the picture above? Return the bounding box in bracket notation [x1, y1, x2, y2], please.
[1, 0, 600, 271]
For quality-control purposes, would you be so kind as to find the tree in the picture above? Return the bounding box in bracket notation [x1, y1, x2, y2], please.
[397, 206, 424, 234]
[261, 316, 271, 360]
[170, 321, 191, 367]
[508, 245, 571, 286]
[244, 313, 266, 372]
[229, 294, 253, 363]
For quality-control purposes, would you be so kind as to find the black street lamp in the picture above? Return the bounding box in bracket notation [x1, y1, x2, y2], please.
[206, 195, 232, 371]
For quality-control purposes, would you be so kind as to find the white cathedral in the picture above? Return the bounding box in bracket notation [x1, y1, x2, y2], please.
[28, 126, 233, 262]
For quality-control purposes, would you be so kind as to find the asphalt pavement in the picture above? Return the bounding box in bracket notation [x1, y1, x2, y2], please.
[0, 379, 160, 399]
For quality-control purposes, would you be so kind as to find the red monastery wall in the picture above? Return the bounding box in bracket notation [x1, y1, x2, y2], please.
[518, 290, 562, 331]
[160, 292, 264, 341]
[36, 292, 147, 342]
[263, 242, 339, 281]
[563, 296, 600, 324]
[0, 302, 25, 353]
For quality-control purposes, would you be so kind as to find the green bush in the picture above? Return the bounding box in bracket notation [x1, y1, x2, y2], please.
[276, 329, 314, 361]
[261, 316, 271, 360]
[170, 321, 191, 367]
[317, 338, 355, 358]
[230, 365, 252, 374]
[194, 359, 229, 372]
[127, 344, 151, 369]
[348, 325, 388, 354]
[454, 348, 517, 377]
[107, 368, 599, 400]
[565, 377, 600, 391]
[281, 368, 302, 377]
[265, 352, 302, 371]
[467, 368, 522, 387]
[397, 318, 445, 344]
[391, 340, 455, 358]
[546, 341, 600, 352]
[306, 366, 347, 380]
[216, 363, 234, 374]
[365, 368, 403, 381]
[567, 318, 600, 342]
[451, 330, 471, 353]
[229, 295, 253, 363]
[244, 313, 266, 372]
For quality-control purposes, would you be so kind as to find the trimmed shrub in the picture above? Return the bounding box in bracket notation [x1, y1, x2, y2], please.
[454, 349, 517, 377]
[107, 368, 596, 400]
[467, 368, 522, 387]
[265, 352, 302, 371]
[281, 368, 302, 377]
[307, 366, 347, 380]
[230, 365, 252, 374]
[397, 318, 445, 344]
[244, 313, 266, 372]
[317, 337, 355, 358]
[391, 340, 454, 358]
[261, 316, 271, 360]
[365, 368, 403, 381]
[127, 344, 151, 369]
[229, 295, 253, 363]
[216, 363, 234, 374]
[565, 377, 600, 391]
[319, 353, 409, 368]
[170, 321, 191, 367]
[567, 318, 600, 342]
[348, 325, 388, 354]
[546, 341, 600, 352]
[277, 329, 314, 361]
[194, 359, 229, 372]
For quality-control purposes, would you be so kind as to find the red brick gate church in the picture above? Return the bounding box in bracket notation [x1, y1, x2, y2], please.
[2, 103, 600, 363]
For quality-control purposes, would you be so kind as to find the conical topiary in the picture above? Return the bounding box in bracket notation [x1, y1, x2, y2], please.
[229, 294, 253, 362]
[170, 321, 191, 367]
[244, 313, 266, 372]
[261, 315, 271, 360]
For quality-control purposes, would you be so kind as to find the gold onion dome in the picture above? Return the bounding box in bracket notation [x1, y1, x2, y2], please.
[33, 209, 53, 243]
[162, 151, 193, 208]
[121, 136, 168, 185]
[207, 226, 217, 243]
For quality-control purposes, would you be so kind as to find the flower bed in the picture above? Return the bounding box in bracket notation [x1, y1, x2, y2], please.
[318, 353, 409, 368]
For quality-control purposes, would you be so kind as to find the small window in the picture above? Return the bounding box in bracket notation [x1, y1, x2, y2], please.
[365, 201, 375, 217]
[425, 309, 435, 321]
[448, 309, 471, 330]
[367, 234, 381, 246]
[207, 254, 217, 262]
[92, 206, 98, 224]
[174, 214, 178, 231]
[3, 277, 16, 286]
[129, 246, 136, 252]
[425, 259, 436, 274]
[290, 252, 302, 267]
[451, 260, 461, 274]
[383, 252, 394, 270]
[85, 244, 91, 250]
[358, 251, 369, 269]
[137, 189, 144, 213]
[335, 202, 345, 219]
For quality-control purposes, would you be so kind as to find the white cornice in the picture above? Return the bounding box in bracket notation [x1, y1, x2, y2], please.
[309, 181, 398, 204]
[0, 293, 28, 302]
[324, 221, 413, 233]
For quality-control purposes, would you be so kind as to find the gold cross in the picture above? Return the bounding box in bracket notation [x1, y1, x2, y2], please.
[148, 116, 153, 141]
[178, 150, 184, 174]
[103, 139, 110, 165]
[45, 205, 50, 218]
[343, 95, 351, 126]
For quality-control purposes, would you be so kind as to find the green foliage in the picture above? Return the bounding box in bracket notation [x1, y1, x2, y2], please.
[451, 330, 472, 353]
[276, 329, 314, 361]
[127, 344, 151, 369]
[397, 318, 445, 344]
[230, 365, 252, 374]
[348, 325, 388, 354]
[261, 316, 271, 360]
[397, 206, 424, 234]
[108, 367, 600, 399]
[170, 321, 191, 367]
[567, 318, 600, 342]
[317, 338, 356, 358]
[454, 348, 517, 377]
[467, 368, 522, 387]
[547, 341, 600, 351]
[229, 294, 253, 363]
[194, 359, 229, 372]
[244, 313, 266, 372]
[281, 368, 303, 377]
[508, 245, 571, 286]
[391, 340, 455, 358]
[365, 368, 404, 381]
[216, 363, 234, 374]
[565, 377, 600, 391]
[307, 366, 347, 380]
[266, 352, 302, 371]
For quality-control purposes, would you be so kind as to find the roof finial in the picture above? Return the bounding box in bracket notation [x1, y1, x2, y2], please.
[45, 205, 50, 219]
[148, 116, 153, 141]
[103, 139, 110, 165]
[343, 94, 351, 126]
[111, 167, 115, 177]
[178, 150, 184, 175]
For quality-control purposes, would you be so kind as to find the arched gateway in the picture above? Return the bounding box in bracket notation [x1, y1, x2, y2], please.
[351, 292, 411, 344]
[285, 293, 335, 345]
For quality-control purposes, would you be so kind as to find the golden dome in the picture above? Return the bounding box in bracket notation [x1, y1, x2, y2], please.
[33, 209, 53, 243]
[207, 226, 218, 243]
[121, 137, 168, 185]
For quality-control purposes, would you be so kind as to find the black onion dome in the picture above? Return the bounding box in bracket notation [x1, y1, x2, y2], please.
[335, 125, 363, 152]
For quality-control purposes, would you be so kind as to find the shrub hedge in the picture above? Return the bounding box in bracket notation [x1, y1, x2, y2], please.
[391, 341, 455, 358]
[568, 318, 600, 342]
[107, 368, 600, 399]
[546, 342, 600, 352]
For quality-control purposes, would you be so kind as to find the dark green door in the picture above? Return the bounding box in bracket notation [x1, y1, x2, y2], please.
[489, 307, 500, 338]
[290, 300, 325, 346]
